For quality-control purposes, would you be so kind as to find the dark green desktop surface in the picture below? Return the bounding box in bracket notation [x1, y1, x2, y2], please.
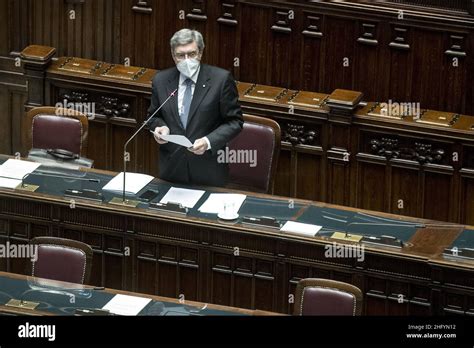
[446, 229, 474, 251]
[20, 165, 305, 222]
[296, 205, 421, 243]
[6, 157, 474, 250]
[0, 274, 241, 316]
[13, 160, 426, 244]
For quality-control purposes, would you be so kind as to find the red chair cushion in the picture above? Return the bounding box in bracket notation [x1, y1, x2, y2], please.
[32, 114, 83, 155]
[228, 122, 275, 192]
[33, 244, 87, 284]
[301, 286, 356, 315]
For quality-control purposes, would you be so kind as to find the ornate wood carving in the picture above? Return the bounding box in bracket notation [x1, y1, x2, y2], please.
[370, 137, 445, 164]
[282, 123, 318, 146]
[58, 90, 132, 119]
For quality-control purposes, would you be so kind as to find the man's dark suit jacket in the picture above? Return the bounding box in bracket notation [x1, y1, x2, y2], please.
[148, 64, 243, 187]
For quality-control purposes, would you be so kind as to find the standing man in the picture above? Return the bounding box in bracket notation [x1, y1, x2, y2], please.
[148, 29, 243, 187]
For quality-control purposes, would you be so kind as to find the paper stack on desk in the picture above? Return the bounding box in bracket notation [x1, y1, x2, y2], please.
[160, 187, 205, 208]
[0, 159, 41, 189]
[198, 193, 247, 214]
[102, 172, 154, 195]
[280, 221, 322, 237]
[102, 294, 152, 316]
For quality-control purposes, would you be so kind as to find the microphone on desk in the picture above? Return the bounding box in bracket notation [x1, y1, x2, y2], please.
[21, 171, 100, 188]
[0, 171, 99, 192]
[120, 88, 178, 205]
[19, 171, 102, 200]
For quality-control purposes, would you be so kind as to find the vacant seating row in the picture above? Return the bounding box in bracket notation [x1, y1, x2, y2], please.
[28, 236, 363, 316]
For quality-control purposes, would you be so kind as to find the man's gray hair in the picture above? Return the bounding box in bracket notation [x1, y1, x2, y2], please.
[170, 29, 205, 54]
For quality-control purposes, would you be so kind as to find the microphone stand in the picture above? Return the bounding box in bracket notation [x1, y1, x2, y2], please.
[112, 89, 177, 206]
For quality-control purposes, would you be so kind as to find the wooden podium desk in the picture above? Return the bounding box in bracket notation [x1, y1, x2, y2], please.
[0, 155, 473, 315]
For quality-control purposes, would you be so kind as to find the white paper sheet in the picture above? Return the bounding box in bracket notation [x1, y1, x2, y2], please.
[198, 193, 247, 214]
[102, 172, 155, 195]
[280, 221, 322, 237]
[160, 187, 206, 209]
[0, 177, 22, 189]
[102, 294, 152, 316]
[0, 159, 41, 179]
[159, 134, 193, 148]
[0, 159, 41, 189]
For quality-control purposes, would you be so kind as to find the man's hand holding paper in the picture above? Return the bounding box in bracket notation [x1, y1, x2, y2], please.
[188, 137, 209, 155]
[152, 126, 170, 144]
[155, 131, 209, 155]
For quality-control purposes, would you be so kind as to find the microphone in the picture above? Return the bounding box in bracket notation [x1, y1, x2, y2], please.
[20, 171, 101, 200]
[0, 171, 98, 192]
[21, 171, 100, 188]
[121, 89, 178, 204]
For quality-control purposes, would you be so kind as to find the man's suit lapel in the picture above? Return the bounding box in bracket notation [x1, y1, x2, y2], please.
[187, 65, 212, 128]
[166, 69, 181, 130]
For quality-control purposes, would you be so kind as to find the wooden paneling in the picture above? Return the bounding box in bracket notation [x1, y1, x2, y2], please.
[295, 152, 322, 200]
[386, 24, 414, 103]
[353, 20, 384, 102]
[411, 29, 446, 113]
[9, 0, 123, 61]
[460, 175, 474, 225]
[273, 149, 292, 197]
[0, 72, 27, 155]
[321, 16, 356, 93]
[356, 160, 386, 211]
[422, 170, 454, 222]
[214, 1, 240, 74]
[441, 32, 469, 114]
[3, 0, 473, 114]
[298, 11, 324, 92]
[389, 165, 420, 217]
[239, 3, 270, 84]
[0, 0, 9, 56]
[267, 8, 294, 88]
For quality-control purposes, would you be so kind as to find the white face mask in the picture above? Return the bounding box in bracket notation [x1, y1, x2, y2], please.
[176, 58, 200, 79]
